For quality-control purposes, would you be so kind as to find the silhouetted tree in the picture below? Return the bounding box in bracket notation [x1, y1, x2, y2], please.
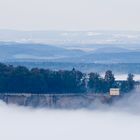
[104, 70, 115, 92]
[0, 63, 135, 94]
[88, 73, 103, 93]
[127, 73, 135, 91]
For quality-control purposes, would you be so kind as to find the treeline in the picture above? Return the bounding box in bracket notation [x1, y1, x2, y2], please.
[0, 63, 135, 94]
[88, 72, 135, 93]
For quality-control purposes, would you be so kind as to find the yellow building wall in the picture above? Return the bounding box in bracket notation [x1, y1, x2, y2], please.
[110, 88, 120, 96]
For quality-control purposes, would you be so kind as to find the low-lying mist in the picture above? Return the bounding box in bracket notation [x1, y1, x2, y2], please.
[1, 92, 140, 140]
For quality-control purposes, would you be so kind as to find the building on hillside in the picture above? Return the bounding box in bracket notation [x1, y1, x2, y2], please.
[110, 88, 120, 96]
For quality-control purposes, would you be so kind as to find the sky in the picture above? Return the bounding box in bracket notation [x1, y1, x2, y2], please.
[0, 0, 140, 31]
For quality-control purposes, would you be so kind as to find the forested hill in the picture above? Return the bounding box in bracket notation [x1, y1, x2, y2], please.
[0, 63, 135, 94]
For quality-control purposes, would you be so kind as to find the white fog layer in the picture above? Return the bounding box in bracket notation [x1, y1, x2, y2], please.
[0, 92, 140, 140]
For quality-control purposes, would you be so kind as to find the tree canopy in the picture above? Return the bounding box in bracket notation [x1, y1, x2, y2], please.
[0, 63, 135, 94]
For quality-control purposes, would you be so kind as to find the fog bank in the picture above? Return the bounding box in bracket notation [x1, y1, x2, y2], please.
[0, 92, 140, 140]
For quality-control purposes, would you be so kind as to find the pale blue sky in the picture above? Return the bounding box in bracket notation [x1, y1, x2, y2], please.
[0, 0, 139, 31]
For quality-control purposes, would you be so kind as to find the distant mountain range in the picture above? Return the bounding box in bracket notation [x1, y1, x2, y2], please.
[0, 30, 140, 63]
[0, 42, 140, 63]
[0, 42, 85, 61]
[0, 30, 140, 45]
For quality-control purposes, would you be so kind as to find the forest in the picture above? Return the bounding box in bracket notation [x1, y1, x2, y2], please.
[0, 63, 135, 94]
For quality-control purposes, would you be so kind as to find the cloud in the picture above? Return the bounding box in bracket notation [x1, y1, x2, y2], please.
[0, 92, 140, 140]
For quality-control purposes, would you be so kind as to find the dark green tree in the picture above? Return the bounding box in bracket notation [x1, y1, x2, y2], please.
[104, 70, 115, 92]
[88, 73, 104, 93]
[127, 73, 135, 91]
